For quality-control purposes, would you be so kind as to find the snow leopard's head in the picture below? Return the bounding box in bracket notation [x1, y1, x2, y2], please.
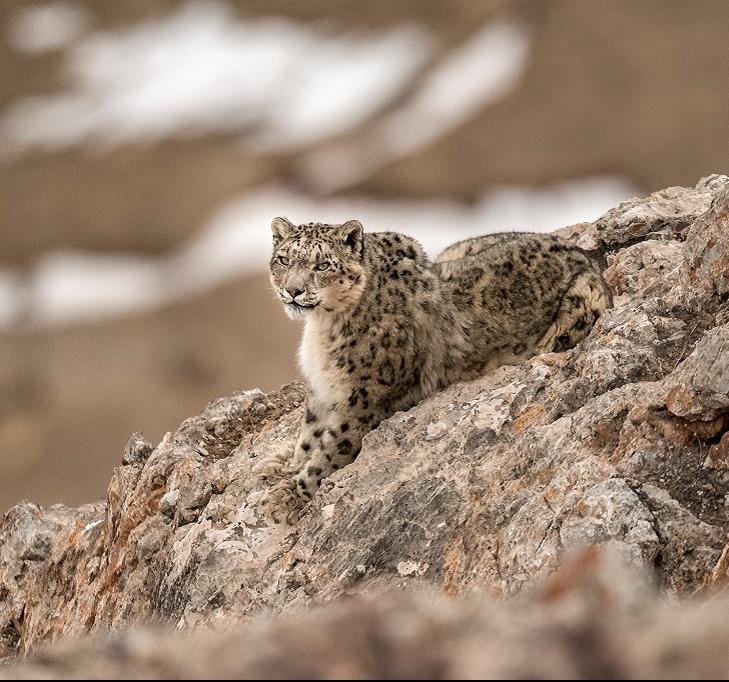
[269, 217, 367, 320]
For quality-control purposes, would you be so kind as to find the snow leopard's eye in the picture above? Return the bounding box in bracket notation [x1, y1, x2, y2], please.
[315, 261, 331, 272]
[276, 255, 289, 266]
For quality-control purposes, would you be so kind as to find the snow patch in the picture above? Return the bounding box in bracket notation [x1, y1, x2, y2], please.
[7, 2, 89, 54]
[29, 252, 166, 324]
[0, 0, 429, 157]
[304, 19, 531, 192]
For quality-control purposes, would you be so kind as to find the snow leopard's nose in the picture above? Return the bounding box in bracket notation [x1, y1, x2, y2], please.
[285, 286, 304, 300]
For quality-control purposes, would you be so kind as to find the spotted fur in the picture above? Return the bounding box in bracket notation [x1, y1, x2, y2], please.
[259, 219, 612, 524]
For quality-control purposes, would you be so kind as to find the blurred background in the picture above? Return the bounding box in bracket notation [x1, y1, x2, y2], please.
[1, 0, 728, 513]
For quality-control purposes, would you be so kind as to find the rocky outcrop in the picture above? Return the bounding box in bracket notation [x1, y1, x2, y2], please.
[2, 177, 729, 666]
[4, 549, 729, 680]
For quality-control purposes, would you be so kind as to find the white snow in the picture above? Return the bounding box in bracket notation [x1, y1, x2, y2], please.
[29, 253, 166, 324]
[303, 19, 531, 191]
[0, 177, 638, 330]
[245, 25, 430, 151]
[382, 19, 531, 155]
[0, 1, 430, 157]
[7, 1, 89, 54]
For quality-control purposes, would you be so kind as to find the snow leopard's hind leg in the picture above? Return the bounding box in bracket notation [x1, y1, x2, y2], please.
[536, 269, 612, 353]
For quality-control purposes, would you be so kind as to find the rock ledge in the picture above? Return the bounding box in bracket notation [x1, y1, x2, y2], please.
[2, 177, 729, 673]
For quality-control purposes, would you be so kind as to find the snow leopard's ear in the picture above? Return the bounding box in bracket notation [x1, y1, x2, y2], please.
[271, 217, 295, 243]
[338, 220, 364, 258]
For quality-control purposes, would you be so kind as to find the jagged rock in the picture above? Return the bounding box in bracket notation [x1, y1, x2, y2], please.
[122, 433, 154, 466]
[4, 549, 729, 679]
[2, 177, 729, 663]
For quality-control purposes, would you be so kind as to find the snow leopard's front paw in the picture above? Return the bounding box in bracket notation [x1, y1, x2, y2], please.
[292, 469, 319, 503]
[258, 477, 307, 525]
[253, 456, 290, 481]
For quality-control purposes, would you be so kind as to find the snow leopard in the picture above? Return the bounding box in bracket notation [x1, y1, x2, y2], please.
[258, 217, 611, 524]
